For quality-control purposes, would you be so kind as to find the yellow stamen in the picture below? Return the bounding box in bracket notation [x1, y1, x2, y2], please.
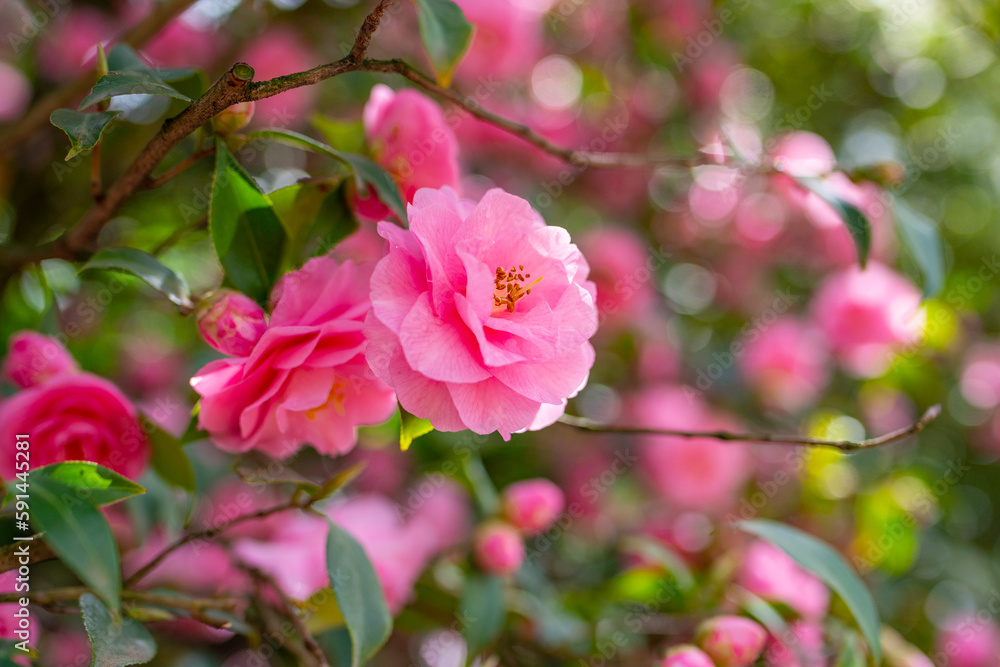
[493, 265, 543, 314]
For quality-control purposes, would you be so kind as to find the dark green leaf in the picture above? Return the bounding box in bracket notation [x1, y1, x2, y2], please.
[796, 176, 871, 267]
[80, 592, 157, 667]
[738, 519, 882, 663]
[412, 0, 475, 86]
[895, 198, 946, 297]
[79, 71, 190, 111]
[50, 109, 121, 161]
[326, 521, 393, 666]
[459, 574, 505, 656]
[30, 462, 145, 508]
[31, 482, 123, 611]
[105, 44, 197, 82]
[81, 248, 193, 310]
[246, 129, 408, 224]
[209, 140, 287, 303]
[141, 417, 196, 492]
[400, 406, 434, 452]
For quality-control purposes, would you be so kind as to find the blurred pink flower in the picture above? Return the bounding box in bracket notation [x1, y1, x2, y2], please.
[2, 331, 77, 388]
[123, 530, 241, 595]
[240, 26, 317, 127]
[662, 645, 716, 667]
[935, 614, 1000, 667]
[0, 571, 36, 650]
[811, 262, 923, 377]
[696, 615, 768, 667]
[502, 478, 565, 535]
[0, 373, 149, 480]
[632, 386, 752, 512]
[960, 344, 1000, 410]
[764, 621, 825, 667]
[739, 317, 831, 413]
[578, 227, 658, 330]
[473, 522, 525, 575]
[35, 7, 115, 81]
[355, 84, 460, 220]
[196, 289, 269, 357]
[191, 257, 397, 458]
[0, 62, 31, 123]
[365, 187, 598, 439]
[452, 0, 543, 81]
[738, 541, 830, 620]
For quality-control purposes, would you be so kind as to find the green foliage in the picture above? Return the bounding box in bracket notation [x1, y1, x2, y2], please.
[50, 110, 121, 161]
[81, 593, 157, 667]
[459, 574, 505, 655]
[81, 248, 194, 310]
[795, 176, 872, 267]
[412, 0, 475, 86]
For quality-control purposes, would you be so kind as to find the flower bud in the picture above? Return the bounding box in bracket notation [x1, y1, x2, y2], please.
[696, 616, 768, 667]
[2, 331, 77, 388]
[213, 101, 255, 136]
[196, 290, 268, 357]
[473, 522, 525, 576]
[662, 645, 715, 667]
[501, 478, 565, 536]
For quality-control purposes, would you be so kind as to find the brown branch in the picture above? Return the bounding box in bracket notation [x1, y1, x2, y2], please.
[0, 586, 236, 615]
[244, 564, 330, 667]
[0, 540, 55, 573]
[558, 404, 942, 452]
[142, 145, 216, 189]
[0, 0, 202, 154]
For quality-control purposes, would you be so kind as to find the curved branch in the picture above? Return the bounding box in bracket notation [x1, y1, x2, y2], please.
[558, 404, 942, 452]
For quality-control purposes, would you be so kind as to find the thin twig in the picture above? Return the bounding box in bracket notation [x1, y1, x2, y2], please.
[0, 586, 236, 615]
[0, 540, 55, 574]
[244, 564, 330, 667]
[558, 405, 942, 452]
[152, 216, 208, 256]
[143, 146, 216, 189]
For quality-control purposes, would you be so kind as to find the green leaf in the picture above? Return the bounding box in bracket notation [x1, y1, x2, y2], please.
[50, 109, 121, 161]
[796, 176, 872, 266]
[31, 481, 123, 611]
[738, 519, 882, 663]
[400, 407, 434, 451]
[79, 71, 191, 111]
[30, 462, 145, 508]
[81, 248, 193, 310]
[246, 129, 408, 224]
[209, 140, 287, 303]
[836, 631, 868, 667]
[105, 44, 196, 82]
[412, 0, 475, 86]
[326, 521, 393, 666]
[619, 536, 695, 592]
[311, 462, 366, 503]
[80, 593, 157, 666]
[894, 199, 946, 297]
[142, 417, 196, 492]
[459, 574, 505, 655]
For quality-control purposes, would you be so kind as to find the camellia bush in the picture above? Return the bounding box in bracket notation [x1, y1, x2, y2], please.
[1, 0, 1000, 664]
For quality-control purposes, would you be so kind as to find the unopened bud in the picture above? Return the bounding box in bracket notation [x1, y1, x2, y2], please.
[196, 289, 267, 357]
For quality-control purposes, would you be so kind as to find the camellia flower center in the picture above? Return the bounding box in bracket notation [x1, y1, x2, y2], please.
[494, 265, 543, 314]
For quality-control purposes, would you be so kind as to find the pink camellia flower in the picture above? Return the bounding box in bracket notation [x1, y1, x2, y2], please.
[2, 331, 78, 388]
[0, 62, 31, 124]
[696, 616, 769, 667]
[810, 262, 923, 378]
[473, 522, 525, 576]
[935, 614, 1000, 667]
[192, 258, 395, 455]
[738, 318, 831, 413]
[502, 478, 565, 535]
[960, 344, 1000, 410]
[631, 386, 752, 512]
[35, 7, 116, 81]
[355, 84, 460, 221]
[0, 373, 149, 480]
[764, 621, 825, 667]
[196, 289, 268, 357]
[365, 187, 598, 440]
[662, 645, 716, 667]
[738, 541, 830, 620]
[452, 0, 543, 82]
[191, 257, 397, 458]
[577, 227, 658, 330]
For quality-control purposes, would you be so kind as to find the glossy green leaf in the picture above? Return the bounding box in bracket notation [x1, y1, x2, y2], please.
[31, 481, 123, 611]
[400, 407, 434, 451]
[81, 592, 157, 666]
[895, 198, 946, 297]
[796, 176, 871, 267]
[50, 109, 121, 161]
[459, 574, 505, 656]
[412, 0, 475, 86]
[246, 129, 408, 224]
[326, 520, 393, 666]
[79, 71, 190, 111]
[31, 462, 145, 508]
[209, 140, 287, 303]
[81, 248, 193, 310]
[738, 519, 882, 663]
[142, 417, 196, 492]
